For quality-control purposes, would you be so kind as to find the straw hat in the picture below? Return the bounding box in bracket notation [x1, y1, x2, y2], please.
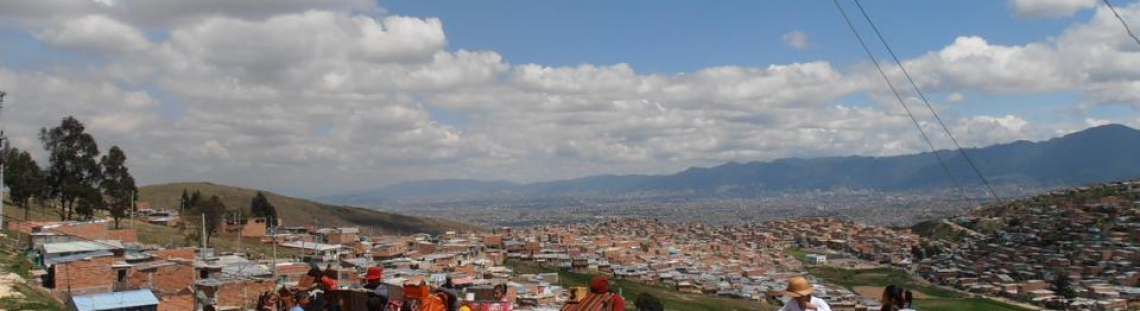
[783, 276, 814, 297]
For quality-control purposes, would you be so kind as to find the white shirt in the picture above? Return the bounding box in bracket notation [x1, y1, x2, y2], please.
[778, 297, 832, 311]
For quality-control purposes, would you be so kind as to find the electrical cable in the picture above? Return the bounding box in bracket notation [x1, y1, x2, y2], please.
[829, 0, 975, 205]
[1102, 0, 1140, 46]
[851, 0, 1004, 204]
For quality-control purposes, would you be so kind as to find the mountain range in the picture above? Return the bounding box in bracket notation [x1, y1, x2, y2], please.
[321, 124, 1140, 205]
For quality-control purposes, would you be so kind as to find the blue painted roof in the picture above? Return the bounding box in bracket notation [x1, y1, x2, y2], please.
[70, 289, 158, 311]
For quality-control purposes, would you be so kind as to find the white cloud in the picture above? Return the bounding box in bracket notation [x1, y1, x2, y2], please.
[2, 1, 1137, 195]
[782, 30, 810, 49]
[946, 92, 967, 102]
[1009, 0, 1097, 18]
[35, 15, 150, 53]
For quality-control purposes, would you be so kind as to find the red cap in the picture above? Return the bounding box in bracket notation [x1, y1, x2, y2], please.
[365, 267, 384, 280]
[589, 276, 609, 293]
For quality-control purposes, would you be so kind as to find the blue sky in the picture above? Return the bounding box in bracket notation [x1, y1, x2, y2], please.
[380, 1, 1084, 72]
[379, 0, 1111, 125]
[0, 0, 1138, 195]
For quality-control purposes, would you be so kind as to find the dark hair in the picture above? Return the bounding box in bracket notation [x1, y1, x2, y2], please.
[883, 285, 906, 309]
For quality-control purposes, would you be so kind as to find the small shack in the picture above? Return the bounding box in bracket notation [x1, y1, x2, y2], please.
[68, 289, 159, 311]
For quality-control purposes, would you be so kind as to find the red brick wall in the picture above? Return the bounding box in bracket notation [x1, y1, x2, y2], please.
[152, 248, 196, 260]
[158, 293, 194, 311]
[107, 229, 138, 242]
[54, 255, 115, 295]
[53, 222, 109, 241]
[129, 262, 194, 294]
[215, 279, 276, 309]
[7, 221, 53, 234]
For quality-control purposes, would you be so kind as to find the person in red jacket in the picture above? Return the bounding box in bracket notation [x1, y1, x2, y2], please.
[589, 276, 625, 311]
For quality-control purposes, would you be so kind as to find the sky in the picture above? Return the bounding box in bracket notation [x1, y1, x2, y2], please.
[0, 0, 1139, 197]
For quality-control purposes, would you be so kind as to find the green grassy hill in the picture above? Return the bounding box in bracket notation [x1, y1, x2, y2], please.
[139, 182, 478, 235]
[507, 260, 775, 311]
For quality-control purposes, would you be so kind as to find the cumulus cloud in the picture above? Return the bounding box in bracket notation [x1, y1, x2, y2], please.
[0, 1, 1135, 195]
[35, 15, 150, 53]
[1009, 0, 1097, 18]
[782, 30, 811, 49]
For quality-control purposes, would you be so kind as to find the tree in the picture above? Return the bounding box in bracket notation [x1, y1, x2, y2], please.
[180, 189, 190, 212]
[3, 148, 46, 221]
[250, 191, 278, 231]
[187, 192, 226, 246]
[1051, 273, 1076, 301]
[634, 292, 664, 311]
[100, 146, 136, 229]
[74, 185, 103, 220]
[40, 116, 102, 220]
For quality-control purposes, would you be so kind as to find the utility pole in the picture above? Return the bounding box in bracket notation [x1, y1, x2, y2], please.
[1, 91, 6, 232]
[237, 209, 242, 254]
[130, 191, 136, 230]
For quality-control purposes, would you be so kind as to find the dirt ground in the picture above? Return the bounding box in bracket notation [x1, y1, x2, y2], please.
[853, 286, 930, 300]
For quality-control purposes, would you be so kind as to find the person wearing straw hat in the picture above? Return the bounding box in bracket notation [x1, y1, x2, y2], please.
[777, 276, 831, 311]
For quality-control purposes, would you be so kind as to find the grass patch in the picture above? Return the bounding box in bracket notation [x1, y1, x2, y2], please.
[914, 298, 1035, 311]
[807, 266, 962, 298]
[809, 266, 1037, 311]
[506, 260, 776, 311]
[1, 223, 68, 311]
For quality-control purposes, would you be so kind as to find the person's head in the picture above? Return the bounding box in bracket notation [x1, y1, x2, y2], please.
[881, 285, 905, 308]
[306, 263, 322, 278]
[494, 284, 507, 300]
[365, 266, 384, 285]
[260, 292, 279, 307]
[783, 276, 814, 308]
[295, 291, 312, 306]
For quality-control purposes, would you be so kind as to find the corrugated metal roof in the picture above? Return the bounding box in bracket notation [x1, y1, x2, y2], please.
[41, 240, 122, 254]
[44, 250, 114, 266]
[69, 289, 158, 311]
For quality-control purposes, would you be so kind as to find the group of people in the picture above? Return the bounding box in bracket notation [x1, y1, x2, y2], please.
[777, 276, 914, 311]
[251, 264, 507, 311]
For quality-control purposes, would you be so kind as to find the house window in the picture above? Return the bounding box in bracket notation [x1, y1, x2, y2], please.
[118, 270, 127, 282]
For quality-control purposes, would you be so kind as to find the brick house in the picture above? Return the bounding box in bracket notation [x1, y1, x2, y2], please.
[45, 251, 117, 296]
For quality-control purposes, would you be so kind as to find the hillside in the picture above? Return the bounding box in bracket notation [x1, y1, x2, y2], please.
[324, 124, 1140, 204]
[139, 182, 477, 234]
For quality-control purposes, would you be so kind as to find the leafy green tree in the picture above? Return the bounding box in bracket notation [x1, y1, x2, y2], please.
[186, 192, 226, 246]
[3, 148, 46, 221]
[250, 191, 278, 231]
[75, 185, 103, 220]
[100, 146, 136, 229]
[634, 292, 664, 311]
[40, 116, 102, 220]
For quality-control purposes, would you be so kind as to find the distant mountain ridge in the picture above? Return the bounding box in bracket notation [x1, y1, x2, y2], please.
[321, 124, 1140, 204]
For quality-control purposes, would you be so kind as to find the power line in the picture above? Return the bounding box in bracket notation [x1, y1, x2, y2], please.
[850, 0, 1003, 205]
[828, 0, 974, 204]
[1102, 0, 1140, 46]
